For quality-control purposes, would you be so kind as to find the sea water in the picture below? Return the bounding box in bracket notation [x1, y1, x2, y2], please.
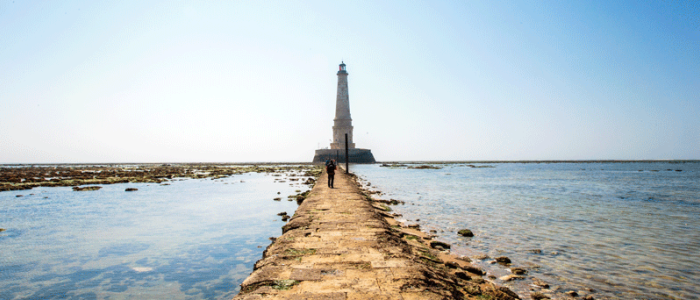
[0, 170, 310, 300]
[352, 162, 700, 299]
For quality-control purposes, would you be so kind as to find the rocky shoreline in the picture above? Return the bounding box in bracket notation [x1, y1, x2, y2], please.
[233, 167, 524, 300]
[0, 163, 321, 192]
[357, 174, 598, 300]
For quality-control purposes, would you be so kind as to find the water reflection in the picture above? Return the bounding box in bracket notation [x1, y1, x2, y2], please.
[1, 171, 310, 299]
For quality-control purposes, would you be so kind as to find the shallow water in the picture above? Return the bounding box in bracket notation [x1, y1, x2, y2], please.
[0, 171, 309, 300]
[352, 162, 700, 300]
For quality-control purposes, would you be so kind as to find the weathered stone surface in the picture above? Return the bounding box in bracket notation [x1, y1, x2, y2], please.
[72, 186, 102, 191]
[458, 229, 474, 237]
[495, 256, 512, 264]
[499, 274, 525, 281]
[429, 240, 451, 250]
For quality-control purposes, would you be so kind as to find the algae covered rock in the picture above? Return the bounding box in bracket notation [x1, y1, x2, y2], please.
[430, 240, 451, 250]
[495, 256, 511, 264]
[72, 186, 102, 191]
[457, 229, 474, 237]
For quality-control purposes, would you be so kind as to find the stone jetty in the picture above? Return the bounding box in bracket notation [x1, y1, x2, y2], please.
[233, 168, 519, 300]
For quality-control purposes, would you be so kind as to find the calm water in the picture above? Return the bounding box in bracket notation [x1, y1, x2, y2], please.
[353, 162, 700, 300]
[0, 171, 310, 300]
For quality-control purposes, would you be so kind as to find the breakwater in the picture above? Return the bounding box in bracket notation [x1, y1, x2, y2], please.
[233, 168, 518, 300]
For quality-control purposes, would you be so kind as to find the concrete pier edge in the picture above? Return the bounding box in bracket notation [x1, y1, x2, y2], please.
[232, 168, 520, 300]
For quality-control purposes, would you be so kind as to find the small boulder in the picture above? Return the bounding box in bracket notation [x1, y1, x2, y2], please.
[462, 265, 485, 275]
[511, 267, 527, 275]
[565, 291, 578, 297]
[532, 277, 550, 288]
[457, 256, 472, 263]
[273, 197, 281, 201]
[430, 241, 450, 250]
[458, 229, 474, 237]
[72, 186, 102, 191]
[495, 256, 511, 264]
[277, 212, 287, 216]
[499, 274, 524, 281]
[444, 261, 459, 269]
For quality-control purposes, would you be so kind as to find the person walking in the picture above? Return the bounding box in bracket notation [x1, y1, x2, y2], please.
[326, 159, 337, 188]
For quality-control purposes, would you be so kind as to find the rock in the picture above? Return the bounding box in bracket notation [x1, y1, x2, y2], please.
[273, 197, 282, 201]
[532, 277, 550, 288]
[455, 271, 470, 280]
[277, 192, 281, 194]
[16, 195, 23, 197]
[269, 237, 277, 241]
[528, 249, 543, 254]
[495, 256, 511, 264]
[457, 256, 472, 263]
[0, 228, 5, 232]
[472, 277, 485, 284]
[582, 295, 594, 300]
[565, 291, 578, 297]
[511, 267, 527, 275]
[72, 186, 102, 191]
[430, 230, 437, 233]
[474, 254, 490, 260]
[531, 292, 550, 300]
[277, 212, 287, 216]
[407, 224, 420, 229]
[408, 165, 442, 169]
[281, 215, 290, 222]
[462, 265, 485, 275]
[430, 241, 450, 250]
[499, 274, 525, 281]
[444, 261, 459, 269]
[125, 188, 138, 192]
[458, 229, 474, 237]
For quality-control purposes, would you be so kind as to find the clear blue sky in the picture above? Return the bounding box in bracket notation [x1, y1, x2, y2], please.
[1, 1, 698, 163]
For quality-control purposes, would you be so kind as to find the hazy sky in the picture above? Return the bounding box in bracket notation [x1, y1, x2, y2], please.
[1, 1, 698, 163]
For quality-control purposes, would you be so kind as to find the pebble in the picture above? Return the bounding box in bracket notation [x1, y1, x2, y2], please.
[499, 274, 525, 281]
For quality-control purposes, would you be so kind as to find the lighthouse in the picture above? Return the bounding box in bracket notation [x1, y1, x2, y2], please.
[330, 61, 355, 150]
[313, 62, 376, 164]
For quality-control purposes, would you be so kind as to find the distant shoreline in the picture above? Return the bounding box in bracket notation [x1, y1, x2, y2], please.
[1, 159, 698, 166]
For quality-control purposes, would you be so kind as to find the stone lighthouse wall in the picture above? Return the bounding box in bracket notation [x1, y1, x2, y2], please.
[330, 71, 355, 149]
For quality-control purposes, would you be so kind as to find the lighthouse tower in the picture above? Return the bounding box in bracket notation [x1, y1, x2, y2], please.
[331, 62, 355, 150]
[312, 62, 375, 164]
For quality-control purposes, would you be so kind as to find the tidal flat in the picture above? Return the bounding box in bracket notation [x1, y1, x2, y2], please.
[0, 164, 321, 300]
[354, 161, 700, 299]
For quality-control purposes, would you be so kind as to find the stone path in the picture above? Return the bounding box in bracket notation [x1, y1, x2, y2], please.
[233, 168, 519, 300]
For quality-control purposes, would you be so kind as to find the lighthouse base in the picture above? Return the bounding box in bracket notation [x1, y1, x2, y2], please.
[312, 148, 376, 164]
